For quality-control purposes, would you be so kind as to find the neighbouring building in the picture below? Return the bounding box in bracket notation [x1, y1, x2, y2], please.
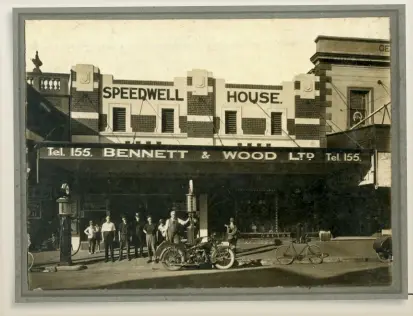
[26, 35, 391, 248]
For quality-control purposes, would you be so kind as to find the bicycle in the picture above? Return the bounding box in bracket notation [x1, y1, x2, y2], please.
[27, 251, 34, 272]
[275, 235, 325, 265]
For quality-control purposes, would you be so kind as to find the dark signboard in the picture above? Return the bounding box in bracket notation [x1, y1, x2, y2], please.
[39, 146, 371, 164]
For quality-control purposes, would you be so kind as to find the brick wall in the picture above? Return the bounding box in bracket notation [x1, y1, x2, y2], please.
[187, 92, 215, 116]
[131, 115, 156, 132]
[242, 118, 266, 135]
[186, 77, 216, 138]
[71, 118, 99, 135]
[287, 119, 296, 135]
[311, 63, 332, 147]
[187, 121, 214, 138]
[70, 69, 101, 136]
[71, 90, 100, 112]
[179, 116, 188, 133]
[295, 124, 321, 140]
[295, 96, 322, 119]
[99, 114, 107, 131]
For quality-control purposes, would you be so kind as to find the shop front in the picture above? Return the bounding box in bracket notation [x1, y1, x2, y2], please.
[34, 142, 374, 244]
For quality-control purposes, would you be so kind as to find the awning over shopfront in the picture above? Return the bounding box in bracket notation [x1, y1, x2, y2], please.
[35, 142, 373, 178]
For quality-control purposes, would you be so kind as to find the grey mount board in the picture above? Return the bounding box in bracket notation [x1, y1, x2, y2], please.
[13, 5, 407, 302]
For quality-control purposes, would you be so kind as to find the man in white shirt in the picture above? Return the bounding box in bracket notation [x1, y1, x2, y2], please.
[101, 216, 116, 262]
[84, 220, 97, 254]
[162, 210, 189, 244]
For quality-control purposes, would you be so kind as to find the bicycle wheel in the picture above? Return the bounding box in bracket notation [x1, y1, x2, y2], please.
[27, 252, 34, 271]
[306, 245, 323, 264]
[275, 244, 295, 265]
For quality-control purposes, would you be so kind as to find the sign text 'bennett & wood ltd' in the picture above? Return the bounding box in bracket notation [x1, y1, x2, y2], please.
[41, 147, 369, 164]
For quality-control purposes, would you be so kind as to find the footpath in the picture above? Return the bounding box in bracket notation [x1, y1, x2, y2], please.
[31, 237, 379, 269]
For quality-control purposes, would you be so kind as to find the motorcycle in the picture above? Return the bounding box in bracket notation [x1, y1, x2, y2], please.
[156, 234, 236, 271]
[373, 235, 392, 263]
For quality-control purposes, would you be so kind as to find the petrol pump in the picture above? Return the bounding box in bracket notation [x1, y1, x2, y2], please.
[56, 183, 73, 265]
[186, 180, 198, 245]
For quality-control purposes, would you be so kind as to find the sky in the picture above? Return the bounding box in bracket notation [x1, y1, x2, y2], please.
[25, 18, 390, 85]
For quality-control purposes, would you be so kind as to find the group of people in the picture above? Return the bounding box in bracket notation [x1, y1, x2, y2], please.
[84, 210, 198, 263]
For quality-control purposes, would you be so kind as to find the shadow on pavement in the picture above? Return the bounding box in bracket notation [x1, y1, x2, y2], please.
[82, 266, 391, 290]
[236, 244, 277, 254]
[236, 246, 278, 257]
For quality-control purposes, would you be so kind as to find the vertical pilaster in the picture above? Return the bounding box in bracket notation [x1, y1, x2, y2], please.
[199, 194, 208, 237]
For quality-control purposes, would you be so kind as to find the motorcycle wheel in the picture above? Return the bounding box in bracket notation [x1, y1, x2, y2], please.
[161, 247, 184, 271]
[212, 247, 235, 270]
[377, 251, 392, 263]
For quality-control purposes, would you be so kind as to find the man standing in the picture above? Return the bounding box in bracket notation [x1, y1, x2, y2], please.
[157, 219, 166, 247]
[102, 215, 116, 262]
[225, 217, 239, 252]
[84, 220, 97, 254]
[143, 216, 157, 263]
[133, 213, 145, 258]
[163, 210, 190, 244]
[118, 216, 131, 261]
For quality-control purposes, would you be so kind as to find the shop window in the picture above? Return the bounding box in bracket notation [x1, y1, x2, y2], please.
[348, 89, 371, 128]
[271, 112, 282, 135]
[161, 109, 174, 133]
[225, 111, 237, 134]
[112, 107, 126, 132]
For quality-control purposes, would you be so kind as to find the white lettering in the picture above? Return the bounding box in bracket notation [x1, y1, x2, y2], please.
[265, 152, 277, 160]
[141, 150, 154, 158]
[155, 150, 167, 159]
[167, 150, 177, 159]
[117, 149, 128, 158]
[251, 152, 264, 160]
[178, 150, 188, 159]
[129, 149, 140, 158]
[238, 152, 250, 160]
[104, 148, 116, 157]
[289, 153, 300, 161]
[307, 153, 315, 160]
[224, 151, 277, 160]
[223, 151, 237, 160]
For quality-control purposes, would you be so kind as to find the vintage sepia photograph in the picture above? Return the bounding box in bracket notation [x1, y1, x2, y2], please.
[22, 14, 396, 293]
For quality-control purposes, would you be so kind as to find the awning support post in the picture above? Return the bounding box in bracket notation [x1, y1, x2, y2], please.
[199, 194, 208, 237]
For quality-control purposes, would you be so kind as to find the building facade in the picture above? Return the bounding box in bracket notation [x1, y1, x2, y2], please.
[70, 66, 323, 148]
[26, 35, 391, 247]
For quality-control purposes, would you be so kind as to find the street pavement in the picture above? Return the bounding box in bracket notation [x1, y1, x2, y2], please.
[31, 238, 379, 267]
[28, 260, 391, 290]
[27, 239, 390, 290]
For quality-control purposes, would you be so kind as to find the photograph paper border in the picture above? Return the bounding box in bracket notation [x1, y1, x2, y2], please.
[13, 4, 407, 302]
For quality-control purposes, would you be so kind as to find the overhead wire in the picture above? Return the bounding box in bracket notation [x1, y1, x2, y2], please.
[143, 98, 181, 145]
[254, 101, 301, 148]
[199, 98, 224, 146]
